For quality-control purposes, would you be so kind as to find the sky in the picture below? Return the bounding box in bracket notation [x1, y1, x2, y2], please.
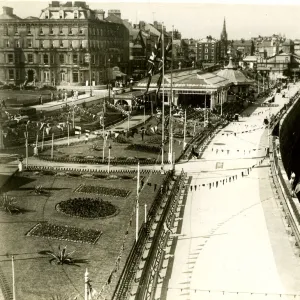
[1, 0, 300, 40]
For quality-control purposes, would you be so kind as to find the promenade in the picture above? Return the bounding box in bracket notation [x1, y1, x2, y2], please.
[164, 83, 300, 300]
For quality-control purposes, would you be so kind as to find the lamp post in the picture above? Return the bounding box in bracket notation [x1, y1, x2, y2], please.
[108, 58, 111, 104]
[89, 53, 92, 97]
[24, 123, 29, 168]
[108, 144, 111, 173]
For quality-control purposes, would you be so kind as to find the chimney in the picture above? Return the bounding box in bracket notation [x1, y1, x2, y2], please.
[108, 9, 121, 19]
[2, 6, 13, 15]
[95, 9, 105, 20]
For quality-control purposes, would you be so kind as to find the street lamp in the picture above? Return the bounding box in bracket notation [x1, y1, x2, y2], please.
[108, 58, 111, 104]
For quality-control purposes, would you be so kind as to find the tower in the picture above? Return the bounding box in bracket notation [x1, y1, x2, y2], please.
[220, 18, 228, 65]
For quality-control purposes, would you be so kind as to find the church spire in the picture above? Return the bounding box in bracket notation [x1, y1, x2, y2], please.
[221, 17, 227, 41]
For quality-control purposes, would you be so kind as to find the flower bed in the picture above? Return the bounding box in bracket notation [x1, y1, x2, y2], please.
[56, 198, 118, 219]
[26, 222, 102, 244]
[74, 184, 131, 198]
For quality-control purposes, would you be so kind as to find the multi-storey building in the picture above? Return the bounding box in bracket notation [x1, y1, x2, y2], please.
[0, 2, 129, 87]
[197, 36, 220, 65]
[230, 39, 254, 62]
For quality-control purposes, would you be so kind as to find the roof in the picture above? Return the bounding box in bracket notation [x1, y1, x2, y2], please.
[134, 69, 231, 91]
[144, 23, 160, 37]
[0, 13, 22, 20]
[114, 90, 145, 100]
[215, 58, 254, 85]
[243, 56, 257, 62]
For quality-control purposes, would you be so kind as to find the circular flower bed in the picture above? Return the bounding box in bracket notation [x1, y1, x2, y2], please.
[56, 198, 118, 219]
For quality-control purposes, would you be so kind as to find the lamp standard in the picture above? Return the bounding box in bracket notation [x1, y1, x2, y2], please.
[108, 58, 111, 104]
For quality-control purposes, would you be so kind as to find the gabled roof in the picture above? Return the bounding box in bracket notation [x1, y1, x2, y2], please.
[144, 23, 160, 37]
[134, 69, 231, 91]
[0, 13, 22, 20]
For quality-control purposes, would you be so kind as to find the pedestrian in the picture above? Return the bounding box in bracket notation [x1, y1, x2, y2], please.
[64, 91, 67, 102]
[56, 94, 59, 101]
[50, 92, 54, 102]
[190, 185, 192, 191]
[141, 128, 145, 141]
[71, 90, 74, 99]
[39, 95, 43, 105]
[194, 185, 197, 191]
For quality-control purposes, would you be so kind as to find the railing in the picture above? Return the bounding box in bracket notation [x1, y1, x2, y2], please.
[112, 171, 173, 300]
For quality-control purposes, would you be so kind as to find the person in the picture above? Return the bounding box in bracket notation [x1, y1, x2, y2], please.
[39, 95, 43, 105]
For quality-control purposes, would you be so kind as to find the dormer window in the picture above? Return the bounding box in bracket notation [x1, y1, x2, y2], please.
[45, 11, 49, 19]
[74, 11, 78, 19]
[79, 28, 83, 35]
[49, 26, 54, 35]
[59, 10, 64, 19]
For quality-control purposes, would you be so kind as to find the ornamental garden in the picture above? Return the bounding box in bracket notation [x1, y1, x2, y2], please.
[0, 169, 165, 299]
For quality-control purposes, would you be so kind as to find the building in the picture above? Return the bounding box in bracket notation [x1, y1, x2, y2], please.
[230, 39, 254, 63]
[0, 2, 129, 87]
[197, 36, 220, 66]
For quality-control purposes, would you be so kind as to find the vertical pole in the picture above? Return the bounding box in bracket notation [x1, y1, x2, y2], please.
[108, 59, 110, 103]
[144, 203, 147, 223]
[89, 53, 92, 97]
[221, 91, 223, 116]
[25, 131, 28, 168]
[102, 113, 105, 163]
[263, 73, 265, 92]
[41, 127, 45, 151]
[170, 25, 174, 166]
[0, 121, 4, 150]
[72, 105, 75, 129]
[51, 133, 54, 159]
[36, 133, 38, 150]
[84, 269, 89, 300]
[193, 121, 196, 137]
[12, 255, 16, 300]
[204, 94, 207, 126]
[136, 162, 140, 242]
[183, 109, 186, 150]
[108, 144, 111, 173]
[143, 96, 146, 124]
[161, 26, 165, 171]
[151, 96, 153, 116]
[128, 113, 130, 132]
[67, 121, 70, 146]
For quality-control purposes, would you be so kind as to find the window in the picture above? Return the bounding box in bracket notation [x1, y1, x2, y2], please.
[80, 40, 83, 48]
[74, 11, 78, 19]
[4, 25, 8, 35]
[68, 27, 73, 35]
[5, 39, 10, 47]
[59, 26, 63, 34]
[69, 41, 73, 48]
[8, 69, 14, 80]
[79, 28, 83, 34]
[73, 54, 78, 63]
[60, 40, 64, 48]
[44, 71, 50, 81]
[39, 28, 44, 35]
[27, 39, 32, 48]
[49, 26, 54, 35]
[14, 25, 18, 35]
[60, 72, 66, 81]
[40, 40, 44, 48]
[205, 49, 208, 53]
[204, 55, 208, 60]
[50, 40, 55, 48]
[15, 40, 20, 48]
[73, 72, 79, 82]
[27, 25, 31, 34]
[8, 54, 14, 63]
[205, 43, 208, 47]
[59, 54, 65, 63]
[28, 54, 33, 63]
[59, 10, 64, 19]
[43, 54, 49, 64]
[50, 55, 55, 64]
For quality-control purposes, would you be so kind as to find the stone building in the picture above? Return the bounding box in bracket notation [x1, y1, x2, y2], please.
[197, 36, 220, 66]
[0, 2, 129, 87]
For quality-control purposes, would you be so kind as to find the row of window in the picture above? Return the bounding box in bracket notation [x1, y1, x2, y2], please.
[2, 24, 122, 38]
[3, 39, 122, 49]
[4, 53, 121, 65]
[7, 69, 99, 83]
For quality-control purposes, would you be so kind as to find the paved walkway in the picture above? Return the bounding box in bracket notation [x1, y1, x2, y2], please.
[163, 83, 300, 300]
[31, 90, 108, 112]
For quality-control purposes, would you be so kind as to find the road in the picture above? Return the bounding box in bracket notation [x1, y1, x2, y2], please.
[163, 83, 300, 300]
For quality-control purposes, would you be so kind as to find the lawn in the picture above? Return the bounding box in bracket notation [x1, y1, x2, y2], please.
[39, 115, 209, 164]
[0, 170, 165, 299]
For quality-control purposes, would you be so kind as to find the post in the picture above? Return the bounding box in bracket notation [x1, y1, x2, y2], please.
[12, 256, 16, 300]
[128, 113, 130, 132]
[0, 121, 4, 150]
[263, 73, 265, 92]
[136, 162, 140, 242]
[67, 121, 70, 146]
[108, 58, 111, 104]
[108, 144, 111, 173]
[204, 93, 207, 126]
[220, 91, 223, 116]
[89, 53, 92, 97]
[24, 131, 28, 168]
[51, 132, 54, 159]
[84, 269, 89, 300]
[193, 121, 196, 137]
[102, 114, 105, 163]
[161, 26, 165, 172]
[35, 133, 38, 150]
[151, 96, 153, 116]
[183, 109, 186, 150]
[72, 105, 75, 129]
[41, 127, 45, 151]
[144, 203, 147, 223]
[143, 96, 146, 124]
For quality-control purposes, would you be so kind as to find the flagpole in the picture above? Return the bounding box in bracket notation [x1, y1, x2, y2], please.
[102, 112, 105, 163]
[51, 132, 54, 159]
[136, 161, 140, 242]
[67, 121, 70, 146]
[12, 255, 16, 300]
[169, 25, 174, 166]
[24, 127, 28, 168]
[41, 127, 44, 151]
[161, 23, 165, 173]
[183, 109, 186, 150]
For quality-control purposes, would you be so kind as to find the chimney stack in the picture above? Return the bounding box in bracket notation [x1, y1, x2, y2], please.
[2, 6, 13, 15]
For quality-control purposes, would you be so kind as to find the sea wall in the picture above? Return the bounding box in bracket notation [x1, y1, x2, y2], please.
[279, 93, 300, 179]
